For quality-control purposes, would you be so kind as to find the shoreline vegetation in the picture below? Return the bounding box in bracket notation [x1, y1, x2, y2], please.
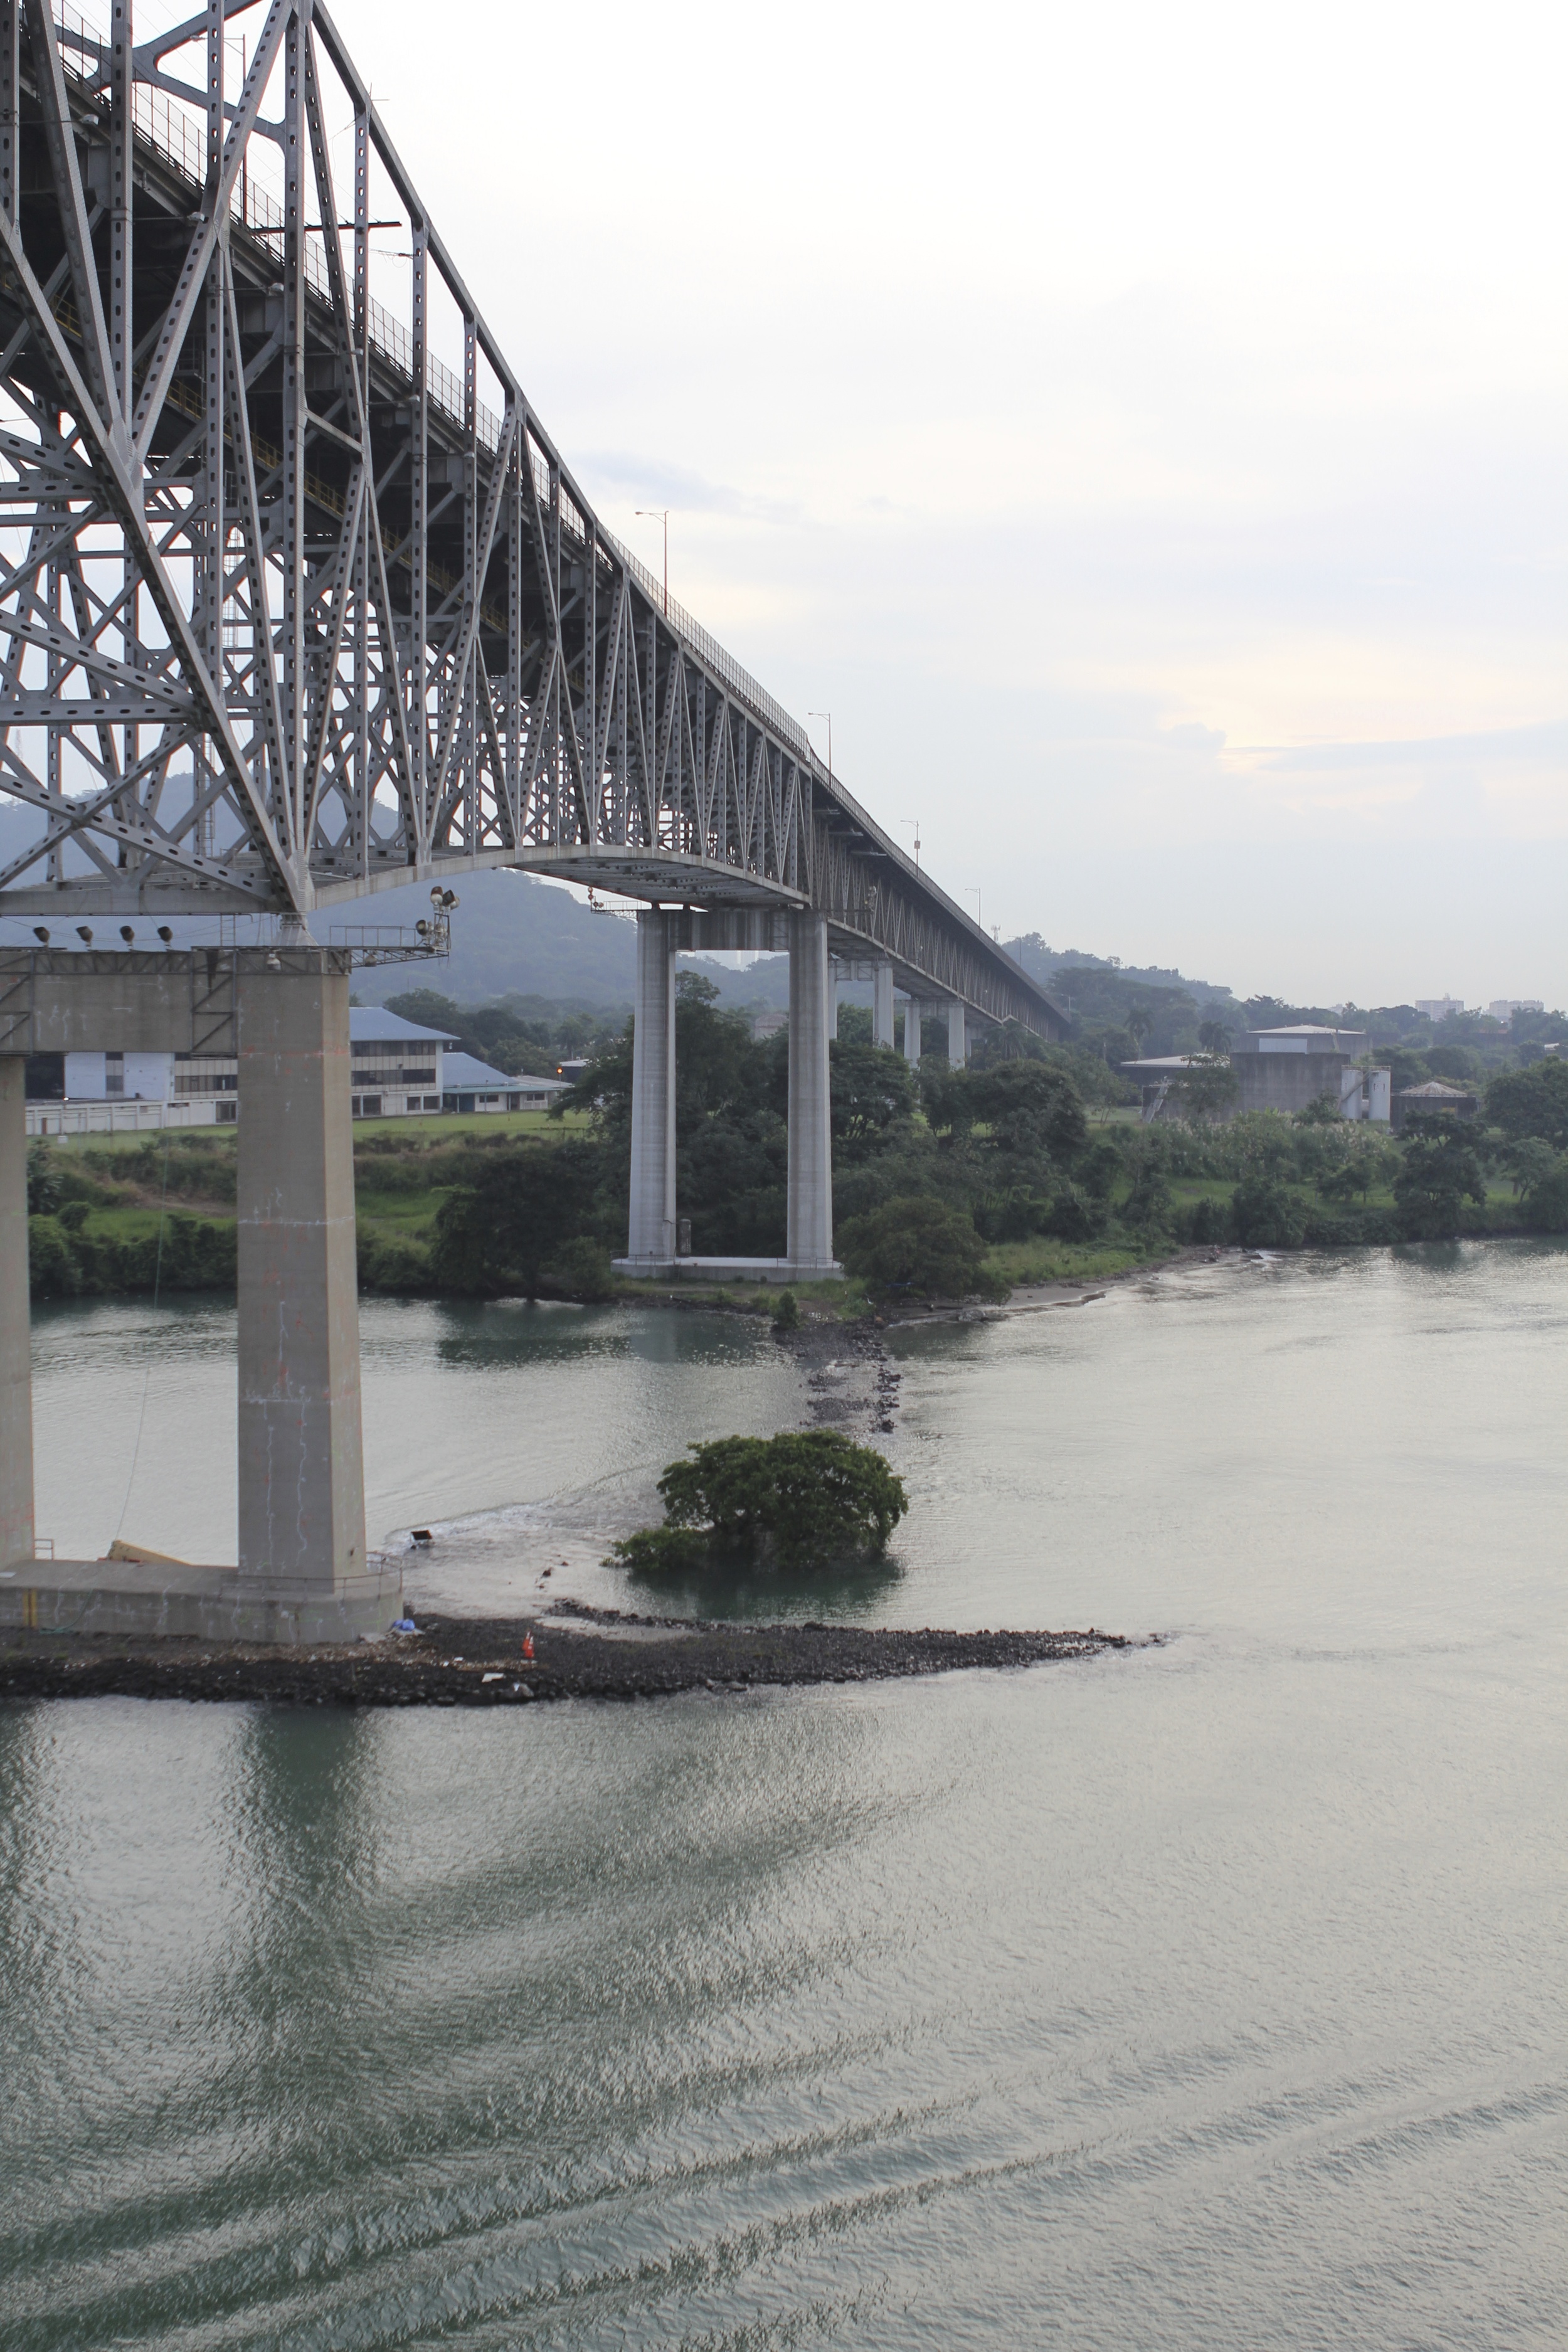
[23, 1020, 1568, 1313]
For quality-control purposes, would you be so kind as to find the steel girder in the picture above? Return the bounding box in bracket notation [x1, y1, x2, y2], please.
[0, 0, 1062, 1037]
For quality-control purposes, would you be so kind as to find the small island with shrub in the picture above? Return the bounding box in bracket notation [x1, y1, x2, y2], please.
[612, 1431, 908, 1576]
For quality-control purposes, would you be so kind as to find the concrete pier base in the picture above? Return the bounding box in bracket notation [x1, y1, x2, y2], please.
[612, 1254, 841, 1285]
[787, 911, 839, 1274]
[0, 1554, 402, 1643]
[626, 909, 677, 1265]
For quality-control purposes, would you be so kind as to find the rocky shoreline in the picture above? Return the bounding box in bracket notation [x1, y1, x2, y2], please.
[0, 1603, 1131, 1710]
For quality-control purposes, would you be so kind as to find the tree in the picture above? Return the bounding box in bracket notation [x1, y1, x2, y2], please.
[1392, 1123, 1490, 1241]
[26, 1143, 62, 1216]
[613, 1431, 908, 1572]
[963, 1061, 1089, 1162]
[430, 1138, 608, 1295]
[1172, 1052, 1239, 1125]
[1503, 1136, 1559, 1199]
[1197, 1019, 1232, 1054]
[830, 1040, 918, 1158]
[1232, 1175, 1305, 1247]
[838, 1194, 1001, 1299]
[1486, 1060, 1568, 1152]
[1520, 1152, 1568, 1231]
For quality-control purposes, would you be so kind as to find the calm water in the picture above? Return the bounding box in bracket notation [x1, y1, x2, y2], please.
[2, 1244, 1564, 2346]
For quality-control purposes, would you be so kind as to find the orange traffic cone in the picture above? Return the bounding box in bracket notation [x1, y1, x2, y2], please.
[522, 1634, 535, 1661]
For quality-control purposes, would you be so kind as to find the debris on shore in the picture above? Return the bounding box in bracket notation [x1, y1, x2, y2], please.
[0, 1604, 1130, 1711]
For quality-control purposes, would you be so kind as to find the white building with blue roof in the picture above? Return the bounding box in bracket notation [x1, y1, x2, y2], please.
[34, 1007, 568, 1133]
[441, 1054, 569, 1115]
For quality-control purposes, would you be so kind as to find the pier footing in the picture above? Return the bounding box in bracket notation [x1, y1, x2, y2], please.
[0, 1555, 403, 1645]
[614, 1255, 842, 1284]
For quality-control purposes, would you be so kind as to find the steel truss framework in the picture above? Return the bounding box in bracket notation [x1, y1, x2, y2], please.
[0, 0, 1061, 1035]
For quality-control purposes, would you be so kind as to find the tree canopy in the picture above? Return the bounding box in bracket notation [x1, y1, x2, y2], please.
[613, 1431, 908, 1572]
[1486, 1059, 1568, 1152]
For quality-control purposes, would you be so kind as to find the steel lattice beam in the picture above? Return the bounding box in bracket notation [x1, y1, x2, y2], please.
[0, 0, 1062, 1036]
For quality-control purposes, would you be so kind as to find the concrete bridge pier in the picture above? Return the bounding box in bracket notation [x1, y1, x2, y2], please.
[627, 910, 677, 1265]
[903, 998, 922, 1067]
[786, 912, 836, 1274]
[873, 961, 895, 1049]
[948, 1002, 967, 1068]
[0, 946, 400, 1645]
[235, 963, 370, 1596]
[616, 906, 839, 1282]
[0, 1059, 34, 1570]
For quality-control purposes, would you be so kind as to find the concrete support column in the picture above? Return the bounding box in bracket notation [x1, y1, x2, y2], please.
[0, 1058, 34, 1567]
[236, 964, 366, 1586]
[787, 910, 834, 1270]
[948, 1002, 967, 1068]
[628, 909, 676, 1262]
[873, 960, 895, 1049]
[903, 997, 921, 1067]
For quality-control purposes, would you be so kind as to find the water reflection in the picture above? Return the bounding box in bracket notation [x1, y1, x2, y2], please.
[3, 1246, 1566, 2346]
[620, 1549, 906, 1623]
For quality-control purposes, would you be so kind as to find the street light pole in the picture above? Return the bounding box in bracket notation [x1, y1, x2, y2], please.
[635, 509, 669, 615]
[808, 710, 832, 782]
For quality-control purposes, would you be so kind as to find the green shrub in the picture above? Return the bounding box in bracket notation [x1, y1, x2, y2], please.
[26, 1145, 63, 1216]
[1045, 1185, 1106, 1241]
[1520, 1153, 1568, 1231]
[28, 1216, 81, 1298]
[771, 1287, 800, 1332]
[1231, 1175, 1305, 1248]
[612, 1430, 908, 1571]
[357, 1231, 431, 1293]
[839, 1194, 1002, 1300]
[1178, 1195, 1229, 1244]
[544, 1236, 616, 1301]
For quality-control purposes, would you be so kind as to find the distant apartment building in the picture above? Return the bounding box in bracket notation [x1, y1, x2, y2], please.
[29, 1010, 566, 1133]
[1486, 999, 1544, 1024]
[1415, 997, 1466, 1022]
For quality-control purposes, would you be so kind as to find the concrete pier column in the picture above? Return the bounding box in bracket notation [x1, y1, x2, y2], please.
[787, 910, 834, 1270]
[903, 997, 921, 1067]
[628, 909, 676, 1262]
[947, 1002, 967, 1068]
[0, 1057, 34, 1567]
[236, 962, 366, 1586]
[873, 960, 895, 1049]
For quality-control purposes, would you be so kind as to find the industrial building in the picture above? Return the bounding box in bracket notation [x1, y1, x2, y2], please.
[1125, 1026, 1392, 1125]
[1391, 1081, 1480, 1132]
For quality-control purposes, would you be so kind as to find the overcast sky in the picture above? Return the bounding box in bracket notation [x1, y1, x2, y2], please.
[336, 0, 1564, 1007]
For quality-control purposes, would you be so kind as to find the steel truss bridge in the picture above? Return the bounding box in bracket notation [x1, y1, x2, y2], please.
[0, 0, 1062, 1038]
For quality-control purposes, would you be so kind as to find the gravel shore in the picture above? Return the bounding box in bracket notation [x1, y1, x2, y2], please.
[0, 1603, 1130, 1709]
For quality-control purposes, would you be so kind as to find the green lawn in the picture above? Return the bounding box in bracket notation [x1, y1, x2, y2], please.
[982, 1236, 1145, 1285]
